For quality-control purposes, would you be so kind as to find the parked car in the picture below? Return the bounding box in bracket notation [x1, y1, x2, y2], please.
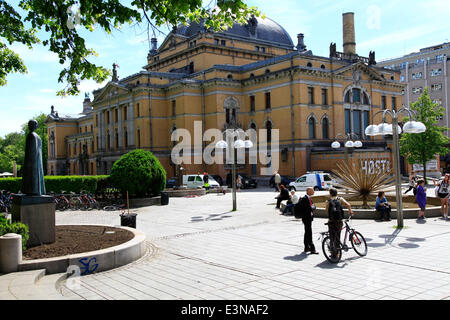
[226, 173, 257, 189]
[166, 177, 178, 189]
[269, 175, 295, 188]
[182, 174, 220, 189]
[210, 174, 224, 186]
[288, 172, 336, 191]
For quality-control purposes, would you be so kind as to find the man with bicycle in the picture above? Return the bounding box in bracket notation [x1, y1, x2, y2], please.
[326, 188, 353, 259]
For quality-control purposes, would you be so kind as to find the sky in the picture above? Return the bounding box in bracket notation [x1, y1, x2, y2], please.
[1, 0, 450, 137]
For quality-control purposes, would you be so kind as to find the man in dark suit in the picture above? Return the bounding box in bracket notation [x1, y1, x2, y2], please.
[300, 187, 318, 254]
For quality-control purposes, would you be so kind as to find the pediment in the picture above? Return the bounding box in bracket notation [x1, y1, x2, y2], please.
[158, 33, 188, 53]
[334, 62, 384, 81]
[93, 82, 129, 103]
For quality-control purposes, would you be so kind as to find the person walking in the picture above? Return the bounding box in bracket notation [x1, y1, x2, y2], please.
[274, 171, 281, 192]
[203, 172, 210, 191]
[375, 191, 391, 221]
[434, 174, 449, 220]
[326, 188, 353, 260]
[404, 173, 417, 195]
[416, 179, 427, 220]
[236, 175, 242, 192]
[281, 190, 299, 215]
[297, 187, 318, 254]
[275, 185, 289, 209]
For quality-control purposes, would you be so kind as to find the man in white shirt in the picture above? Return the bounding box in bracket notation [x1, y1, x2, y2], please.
[274, 172, 281, 192]
[281, 190, 299, 215]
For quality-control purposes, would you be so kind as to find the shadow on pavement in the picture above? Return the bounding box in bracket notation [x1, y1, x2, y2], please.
[397, 243, 420, 249]
[284, 252, 309, 262]
[190, 211, 234, 222]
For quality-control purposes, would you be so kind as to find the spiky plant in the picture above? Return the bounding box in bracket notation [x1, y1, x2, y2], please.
[332, 160, 395, 208]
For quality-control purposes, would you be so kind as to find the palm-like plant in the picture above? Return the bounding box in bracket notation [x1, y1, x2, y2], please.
[332, 160, 395, 208]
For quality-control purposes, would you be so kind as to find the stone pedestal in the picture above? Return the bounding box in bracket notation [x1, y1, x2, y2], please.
[11, 195, 55, 247]
[0, 233, 22, 273]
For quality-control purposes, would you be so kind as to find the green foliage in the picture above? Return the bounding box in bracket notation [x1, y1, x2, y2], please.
[400, 88, 450, 182]
[110, 149, 166, 197]
[2, 0, 259, 95]
[0, 215, 29, 251]
[0, 175, 110, 194]
[0, 132, 24, 173]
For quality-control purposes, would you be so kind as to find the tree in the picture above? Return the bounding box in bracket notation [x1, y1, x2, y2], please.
[1, 0, 260, 96]
[0, 132, 25, 173]
[400, 88, 450, 183]
[110, 149, 166, 197]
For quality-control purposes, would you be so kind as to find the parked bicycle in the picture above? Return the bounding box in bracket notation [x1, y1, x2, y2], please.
[0, 190, 13, 213]
[320, 216, 368, 263]
[53, 192, 70, 211]
[103, 203, 126, 212]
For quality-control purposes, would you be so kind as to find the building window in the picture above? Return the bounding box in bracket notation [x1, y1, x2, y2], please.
[106, 132, 110, 150]
[321, 88, 328, 105]
[90, 125, 93, 132]
[308, 87, 314, 104]
[363, 111, 370, 137]
[381, 95, 386, 109]
[322, 118, 329, 139]
[320, 64, 325, 69]
[250, 95, 255, 112]
[412, 72, 423, 80]
[136, 103, 140, 117]
[124, 129, 128, 148]
[431, 83, 443, 91]
[392, 97, 397, 111]
[352, 88, 361, 103]
[363, 92, 369, 105]
[115, 130, 119, 149]
[227, 74, 233, 79]
[214, 39, 219, 45]
[308, 117, 316, 139]
[255, 46, 259, 51]
[221, 40, 226, 46]
[172, 100, 176, 117]
[344, 91, 351, 103]
[137, 129, 141, 148]
[307, 62, 312, 67]
[400, 75, 405, 82]
[345, 109, 351, 133]
[431, 69, 442, 77]
[413, 87, 423, 94]
[115, 109, 118, 123]
[96, 136, 99, 151]
[353, 110, 362, 137]
[266, 121, 272, 143]
[95, 114, 98, 126]
[260, 47, 266, 53]
[265, 92, 271, 110]
[123, 106, 127, 120]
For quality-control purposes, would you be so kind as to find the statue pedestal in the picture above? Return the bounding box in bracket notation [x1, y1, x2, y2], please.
[11, 195, 55, 247]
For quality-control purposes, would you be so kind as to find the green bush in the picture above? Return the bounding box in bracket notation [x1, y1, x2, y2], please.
[0, 176, 110, 194]
[110, 149, 166, 197]
[0, 215, 29, 251]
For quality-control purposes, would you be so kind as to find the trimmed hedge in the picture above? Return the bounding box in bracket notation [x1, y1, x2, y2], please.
[0, 215, 29, 250]
[0, 175, 111, 194]
[110, 149, 166, 197]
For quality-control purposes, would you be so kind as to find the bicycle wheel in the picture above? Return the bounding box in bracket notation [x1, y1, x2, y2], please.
[322, 235, 342, 263]
[350, 231, 368, 257]
[103, 205, 117, 211]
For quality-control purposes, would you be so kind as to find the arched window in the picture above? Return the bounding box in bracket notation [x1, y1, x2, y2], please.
[352, 88, 361, 103]
[307, 62, 312, 67]
[309, 117, 316, 139]
[345, 91, 351, 103]
[227, 74, 233, 79]
[320, 64, 325, 69]
[363, 92, 369, 105]
[322, 118, 329, 139]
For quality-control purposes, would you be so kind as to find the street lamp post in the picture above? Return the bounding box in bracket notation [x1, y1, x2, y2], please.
[331, 133, 363, 160]
[216, 133, 253, 211]
[365, 106, 426, 228]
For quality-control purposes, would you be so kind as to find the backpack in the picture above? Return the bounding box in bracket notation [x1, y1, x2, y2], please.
[328, 198, 344, 221]
[294, 196, 307, 219]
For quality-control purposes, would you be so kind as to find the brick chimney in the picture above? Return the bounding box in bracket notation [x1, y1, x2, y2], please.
[342, 12, 356, 55]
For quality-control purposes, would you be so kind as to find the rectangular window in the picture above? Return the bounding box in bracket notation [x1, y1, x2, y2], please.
[363, 111, 370, 137]
[95, 114, 98, 126]
[115, 109, 118, 122]
[265, 92, 271, 109]
[123, 106, 127, 120]
[431, 69, 442, 77]
[260, 47, 265, 53]
[432, 83, 443, 91]
[352, 88, 361, 103]
[321, 88, 328, 105]
[353, 110, 361, 136]
[250, 95, 255, 112]
[255, 46, 259, 51]
[381, 96, 386, 109]
[172, 100, 176, 116]
[345, 109, 351, 134]
[392, 97, 397, 111]
[137, 130, 141, 148]
[214, 39, 219, 45]
[221, 40, 226, 46]
[308, 87, 314, 104]
[136, 103, 140, 117]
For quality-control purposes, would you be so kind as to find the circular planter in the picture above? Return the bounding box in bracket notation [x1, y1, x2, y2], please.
[17, 225, 146, 275]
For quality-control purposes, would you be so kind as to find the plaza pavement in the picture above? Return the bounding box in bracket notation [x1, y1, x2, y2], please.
[2, 187, 450, 300]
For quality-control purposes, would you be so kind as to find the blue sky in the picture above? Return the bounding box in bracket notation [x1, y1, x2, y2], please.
[1, 0, 449, 137]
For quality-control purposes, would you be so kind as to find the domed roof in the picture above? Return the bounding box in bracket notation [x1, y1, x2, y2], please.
[175, 16, 294, 49]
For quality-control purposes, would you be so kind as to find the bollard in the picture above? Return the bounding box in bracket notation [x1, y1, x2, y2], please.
[0, 233, 22, 273]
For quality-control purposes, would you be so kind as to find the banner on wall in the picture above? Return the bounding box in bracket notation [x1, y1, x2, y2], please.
[413, 160, 438, 172]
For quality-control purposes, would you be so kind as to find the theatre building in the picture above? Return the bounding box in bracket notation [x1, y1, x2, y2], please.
[46, 12, 404, 178]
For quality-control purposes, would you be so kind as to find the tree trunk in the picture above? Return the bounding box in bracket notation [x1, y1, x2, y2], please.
[423, 161, 427, 185]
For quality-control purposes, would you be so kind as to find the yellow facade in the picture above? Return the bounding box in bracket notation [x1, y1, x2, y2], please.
[46, 14, 403, 179]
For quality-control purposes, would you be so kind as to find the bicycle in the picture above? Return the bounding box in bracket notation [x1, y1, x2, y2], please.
[320, 215, 368, 263]
[103, 203, 126, 213]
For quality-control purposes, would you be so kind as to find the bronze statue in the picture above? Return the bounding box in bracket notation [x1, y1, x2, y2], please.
[369, 51, 376, 65]
[22, 120, 46, 195]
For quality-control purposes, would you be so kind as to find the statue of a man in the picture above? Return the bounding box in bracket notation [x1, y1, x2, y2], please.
[22, 120, 46, 195]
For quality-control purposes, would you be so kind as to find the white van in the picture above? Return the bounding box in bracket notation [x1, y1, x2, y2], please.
[288, 172, 336, 191]
[182, 174, 220, 189]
